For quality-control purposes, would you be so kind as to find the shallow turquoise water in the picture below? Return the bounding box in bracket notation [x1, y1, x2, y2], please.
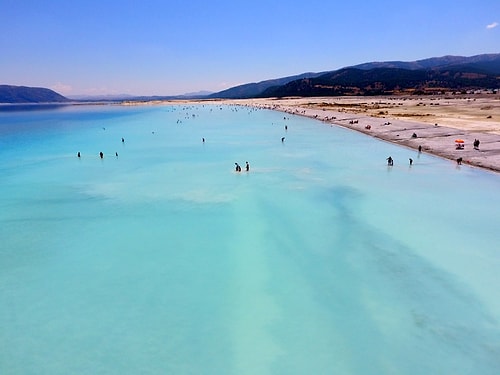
[1, 104, 499, 374]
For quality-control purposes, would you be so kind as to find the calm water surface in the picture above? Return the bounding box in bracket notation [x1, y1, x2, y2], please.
[1, 104, 499, 374]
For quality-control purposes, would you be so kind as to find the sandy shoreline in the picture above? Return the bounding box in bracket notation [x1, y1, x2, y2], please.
[220, 96, 500, 173]
[127, 95, 500, 173]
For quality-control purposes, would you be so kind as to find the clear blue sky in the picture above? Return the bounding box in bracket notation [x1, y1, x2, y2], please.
[1, 0, 499, 96]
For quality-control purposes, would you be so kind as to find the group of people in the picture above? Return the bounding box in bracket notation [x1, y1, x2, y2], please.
[235, 161, 250, 172]
[385, 144, 425, 167]
[77, 137, 125, 159]
[387, 156, 415, 166]
[77, 150, 118, 159]
[387, 141, 469, 167]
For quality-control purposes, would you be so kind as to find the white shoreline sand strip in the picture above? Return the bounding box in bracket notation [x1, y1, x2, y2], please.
[228, 97, 500, 173]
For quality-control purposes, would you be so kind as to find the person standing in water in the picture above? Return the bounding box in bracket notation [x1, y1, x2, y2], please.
[245, 161, 250, 171]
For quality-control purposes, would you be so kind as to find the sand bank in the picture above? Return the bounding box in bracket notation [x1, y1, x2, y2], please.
[219, 96, 500, 173]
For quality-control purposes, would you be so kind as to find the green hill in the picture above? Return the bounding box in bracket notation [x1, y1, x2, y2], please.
[210, 53, 500, 98]
[259, 67, 500, 97]
[207, 72, 325, 99]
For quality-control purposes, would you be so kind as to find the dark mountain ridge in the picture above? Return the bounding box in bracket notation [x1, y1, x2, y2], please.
[352, 53, 500, 74]
[0, 85, 69, 103]
[211, 53, 500, 98]
[260, 66, 500, 97]
[208, 72, 326, 99]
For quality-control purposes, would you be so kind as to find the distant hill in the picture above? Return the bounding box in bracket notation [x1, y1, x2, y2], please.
[180, 90, 214, 98]
[210, 53, 500, 98]
[260, 66, 500, 97]
[0, 85, 69, 103]
[208, 72, 326, 99]
[68, 90, 214, 101]
[67, 93, 136, 101]
[352, 53, 500, 74]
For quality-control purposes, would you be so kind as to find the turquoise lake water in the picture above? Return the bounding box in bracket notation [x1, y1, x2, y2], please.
[1, 103, 499, 374]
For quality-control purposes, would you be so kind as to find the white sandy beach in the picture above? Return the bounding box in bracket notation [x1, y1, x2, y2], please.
[214, 95, 500, 173]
